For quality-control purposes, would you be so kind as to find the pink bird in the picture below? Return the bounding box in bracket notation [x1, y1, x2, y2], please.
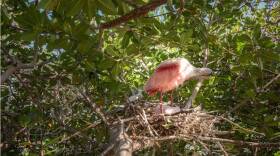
[144, 58, 212, 114]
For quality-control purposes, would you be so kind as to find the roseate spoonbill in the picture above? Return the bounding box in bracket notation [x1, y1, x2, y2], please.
[144, 58, 212, 114]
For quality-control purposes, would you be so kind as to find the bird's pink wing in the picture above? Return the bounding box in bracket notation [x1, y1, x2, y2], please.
[145, 62, 181, 95]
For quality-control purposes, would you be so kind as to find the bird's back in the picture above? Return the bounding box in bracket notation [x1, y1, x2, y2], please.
[145, 58, 188, 95]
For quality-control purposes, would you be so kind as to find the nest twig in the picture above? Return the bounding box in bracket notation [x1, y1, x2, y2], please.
[106, 101, 280, 154]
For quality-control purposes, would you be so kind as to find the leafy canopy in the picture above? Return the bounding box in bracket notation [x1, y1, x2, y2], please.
[1, 0, 279, 155]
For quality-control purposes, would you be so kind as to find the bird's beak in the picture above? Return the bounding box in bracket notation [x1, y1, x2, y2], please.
[201, 68, 212, 76]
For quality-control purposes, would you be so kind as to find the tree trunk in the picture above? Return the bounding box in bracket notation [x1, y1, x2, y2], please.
[109, 124, 133, 156]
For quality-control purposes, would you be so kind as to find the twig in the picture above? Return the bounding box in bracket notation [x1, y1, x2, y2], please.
[132, 135, 191, 142]
[254, 147, 259, 156]
[58, 121, 101, 144]
[140, 109, 158, 136]
[133, 135, 280, 148]
[197, 139, 211, 154]
[1, 65, 18, 84]
[79, 91, 109, 126]
[217, 141, 228, 156]
[198, 136, 280, 148]
[185, 80, 204, 108]
[111, 106, 195, 125]
[219, 117, 265, 136]
[97, 29, 104, 51]
[1, 56, 53, 84]
[185, 46, 209, 108]
[100, 143, 115, 156]
[262, 73, 280, 90]
[179, 0, 185, 13]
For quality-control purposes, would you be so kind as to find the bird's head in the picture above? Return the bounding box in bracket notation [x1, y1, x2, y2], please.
[187, 67, 212, 80]
[196, 68, 212, 76]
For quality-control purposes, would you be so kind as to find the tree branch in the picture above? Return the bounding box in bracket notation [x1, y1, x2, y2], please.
[262, 73, 280, 90]
[198, 136, 280, 148]
[58, 121, 101, 144]
[185, 45, 209, 108]
[1, 46, 53, 84]
[219, 117, 265, 136]
[1, 65, 18, 84]
[79, 91, 109, 126]
[99, 0, 167, 29]
[132, 135, 280, 150]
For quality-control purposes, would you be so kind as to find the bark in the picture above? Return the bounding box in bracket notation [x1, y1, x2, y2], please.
[1, 65, 18, 84]
[106, 124, 133, 156]
[99, 0, 167, 29]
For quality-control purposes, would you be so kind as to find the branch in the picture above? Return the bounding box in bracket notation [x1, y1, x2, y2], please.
[132, 135, 191, 151]
[101, 143, 115, 156]
[1, 47, 53, 84]
[1, 65, 18, 84]
[132, 135, 280, 150]
[139, 108, 157, 136]
[262, 73, 280, 90]
[185, 46, 209, 108]
[0, 59, 53, 84]
[79, 91, 109, 126]
[104, 120, 133, 156]
[58, 121, 101, 144]
[219, 117, 265, 136]
[99, 0, 167, 29]
[217, 141, 228, 156]
[111, 106, 195, 126]
[178, 0, 185, 13]
[97, 29, 104, 51]
[198, 136, 280, 148]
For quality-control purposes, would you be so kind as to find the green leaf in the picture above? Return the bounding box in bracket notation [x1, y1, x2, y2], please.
[253, 24, 261, 39]
[239, 52, 252, 65]
[181, 29, 193, 43]
[72, 72, 82, 84]
[115, 0, 129, 14]
[20, 31, 37, 41]
[44, 137, 62, 145]
[97, 0, 117, 15]
[39, 0, 58, 10]
[260, 51, 280, 62]
[258, 37, 275, 48]
[236, 41, 246, 53]
[66, 0, 85, 17]
[18, 114, 31, 127]
[85, 0, 96, 18]
[126, 44, 138, 54]
[121, 31, 133, 48]
[98, 59, 115, 70]
[105, 45, 119, 56]
[77, 39, 92, 53]
[15, 8, 41, 28]
[237, 34, 251, 42]
[165, 31, 180, 43]
[245, 89, 255, 98]
[274, 151, 280, 156]
[112, 63, 121, 80]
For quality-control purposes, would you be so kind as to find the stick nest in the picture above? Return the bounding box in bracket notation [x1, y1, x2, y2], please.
[112, 101, 221, 139]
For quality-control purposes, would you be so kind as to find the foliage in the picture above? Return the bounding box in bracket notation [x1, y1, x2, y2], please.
[1, 0, 279, 155]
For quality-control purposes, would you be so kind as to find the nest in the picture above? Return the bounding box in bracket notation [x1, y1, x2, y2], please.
[105, 101, 277, 155]
[113, 101, 221, 141]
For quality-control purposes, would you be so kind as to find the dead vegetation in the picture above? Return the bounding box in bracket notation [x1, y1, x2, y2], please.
[104, 101, 280, 155]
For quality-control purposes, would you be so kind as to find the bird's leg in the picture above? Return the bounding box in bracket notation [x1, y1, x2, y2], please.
[170, 90, 173, 106]
[160, 92, 163, 114]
